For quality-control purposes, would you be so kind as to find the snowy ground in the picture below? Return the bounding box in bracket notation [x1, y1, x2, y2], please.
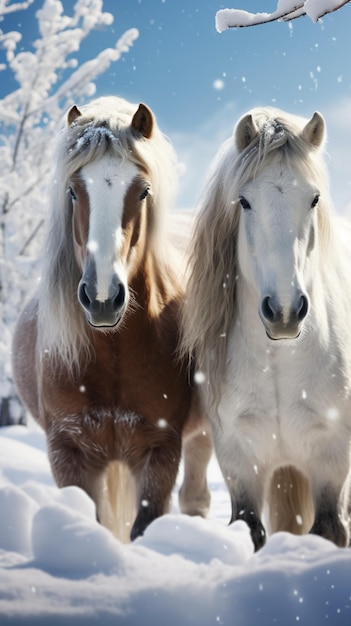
[0, 422, 350, 625]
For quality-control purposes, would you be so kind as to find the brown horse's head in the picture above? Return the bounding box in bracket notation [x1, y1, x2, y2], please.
[66, 102, 156, 328]
[39, 97, 178, 367]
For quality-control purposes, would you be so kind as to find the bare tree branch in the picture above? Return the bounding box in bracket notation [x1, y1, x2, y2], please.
[18, 219, 44, 256]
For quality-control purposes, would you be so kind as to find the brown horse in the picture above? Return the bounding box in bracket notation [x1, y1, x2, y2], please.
[12, 96, 212, 542]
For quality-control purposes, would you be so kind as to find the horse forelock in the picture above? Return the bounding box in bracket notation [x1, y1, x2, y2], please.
[181, 108, 333, 411]
[38, 97, 178, 373]
[61, 99, 177, 208]
[236, 109, 322, 182]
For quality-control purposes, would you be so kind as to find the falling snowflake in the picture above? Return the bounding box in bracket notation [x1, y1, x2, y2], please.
[213, 79, 225, 90]
[194, 371, 206, 384]
[157, 418, 168, 429]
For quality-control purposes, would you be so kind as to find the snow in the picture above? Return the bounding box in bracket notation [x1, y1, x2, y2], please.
[216, 0, 346, 32]
[0, 424, 351, 624]
[305, 0, 346, 21]
[1, 0, 351, 621]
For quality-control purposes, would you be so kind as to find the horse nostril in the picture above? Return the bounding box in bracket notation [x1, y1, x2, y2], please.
[297, 294, 309, 321]
[78, 282, 94, 308]
[261, 296, 276, 323]
[111, 283, 125, 312]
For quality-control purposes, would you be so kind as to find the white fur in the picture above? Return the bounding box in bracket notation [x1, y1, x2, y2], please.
[237, 161, 315, 321]
[81, 155, 138, 302]
[184, 107, 351, 546]
[217, 258, 351, 489]
[216, 151, 351, 542]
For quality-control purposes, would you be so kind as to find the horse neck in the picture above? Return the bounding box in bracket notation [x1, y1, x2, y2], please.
[235, 273, 267, 342]
[131, 248, 181, 319]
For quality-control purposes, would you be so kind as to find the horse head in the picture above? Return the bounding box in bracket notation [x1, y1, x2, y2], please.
[66, 102, 154, 329]
[234, 109, 326, 340]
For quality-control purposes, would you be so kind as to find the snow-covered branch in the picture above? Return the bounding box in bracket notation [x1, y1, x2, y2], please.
[216, 0, 350, 32]
[0, 0, 34, 17]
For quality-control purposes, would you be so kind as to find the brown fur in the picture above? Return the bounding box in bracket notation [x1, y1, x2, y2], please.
[12, 97, 211, 541]
[268, 467, 314, 536]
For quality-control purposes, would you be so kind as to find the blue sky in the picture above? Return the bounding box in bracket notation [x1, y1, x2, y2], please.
[2, 0, 351, 210]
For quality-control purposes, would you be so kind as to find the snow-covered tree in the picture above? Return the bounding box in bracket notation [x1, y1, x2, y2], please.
[0, 0, 138, 424]
[216, 0, 350, 31]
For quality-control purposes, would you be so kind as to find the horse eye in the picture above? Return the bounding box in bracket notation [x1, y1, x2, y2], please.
[140, 187, 150, 201]
[311, 194, 320, 209]
[239, 196, 251, 210]
[68, 186, 77, 201]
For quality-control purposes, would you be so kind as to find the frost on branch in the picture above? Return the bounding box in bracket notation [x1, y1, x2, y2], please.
[0, 0, 138, 424]
[216, 0, 350, 32]
[0, 0, 34, 16]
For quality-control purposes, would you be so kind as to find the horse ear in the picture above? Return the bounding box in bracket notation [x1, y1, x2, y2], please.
[67, 105, 82, 126]
[235, 113, 258, 152]
[131, 103, 154, 138]
[301, 112, 325, 148]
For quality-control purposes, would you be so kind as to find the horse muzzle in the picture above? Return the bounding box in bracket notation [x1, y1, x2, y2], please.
[78, 277, 127, 328]
[259, 292, 309, 341]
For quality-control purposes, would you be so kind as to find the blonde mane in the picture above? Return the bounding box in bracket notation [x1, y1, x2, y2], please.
[181, 107, 333, 410]
[38, 96, 178, 371]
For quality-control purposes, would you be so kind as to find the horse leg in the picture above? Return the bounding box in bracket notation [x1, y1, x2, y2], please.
[213, 433, 266, 551]
[308, 454, 350, 547]
[105, 461, 137, 542]
[178, 427, 212, 517]
[130, 436, 182, 541]
[268, 466, 314, 535]
[178, 390, 212, 517]
[229, 485, 266, 552]
[309, 483, 349, 546]
[87, 471, 116, 531]
[310, 486, 349, 546]
[46, 432, 114, 531]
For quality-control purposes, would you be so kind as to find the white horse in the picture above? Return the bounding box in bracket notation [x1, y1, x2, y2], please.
[182, 106, 351, 550]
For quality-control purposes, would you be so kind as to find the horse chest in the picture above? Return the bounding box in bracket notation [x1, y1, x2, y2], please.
[219, 326, 350, 463]
[42, 337, 190, 465]
[42, 321, 190, 432]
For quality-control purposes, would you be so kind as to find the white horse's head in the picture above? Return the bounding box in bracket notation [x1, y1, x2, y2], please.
[235, 109, 326, 340]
